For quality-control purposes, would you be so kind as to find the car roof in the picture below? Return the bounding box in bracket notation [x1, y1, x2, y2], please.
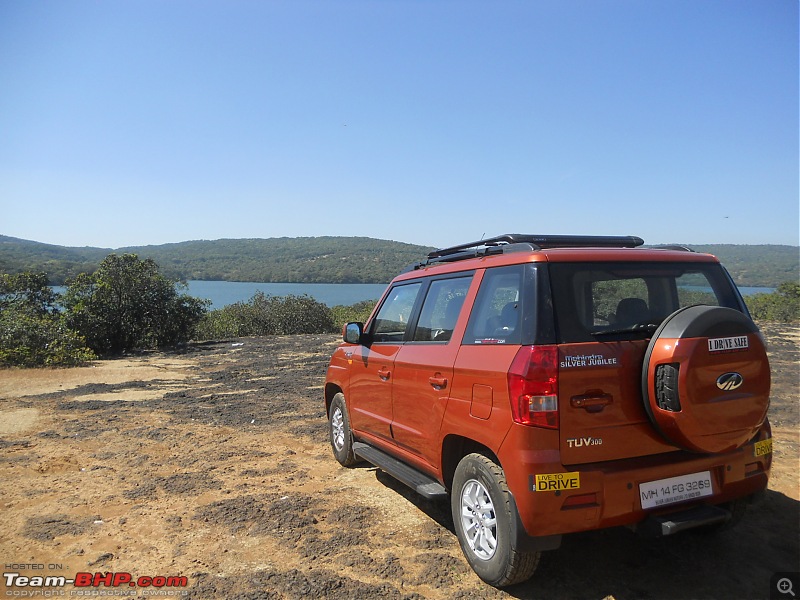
[393, 245, 719, 283]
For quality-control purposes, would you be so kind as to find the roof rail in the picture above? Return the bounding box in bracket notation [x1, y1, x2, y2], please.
[427, 234, 644, 259]
[404, 234, 645, 271]
[657, 244, 695, 252]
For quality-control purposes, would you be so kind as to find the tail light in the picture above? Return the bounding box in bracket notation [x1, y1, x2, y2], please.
[507, 345, 559, 429]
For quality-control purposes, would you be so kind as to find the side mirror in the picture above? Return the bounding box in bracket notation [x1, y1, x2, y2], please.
[343, 322, 364, 344]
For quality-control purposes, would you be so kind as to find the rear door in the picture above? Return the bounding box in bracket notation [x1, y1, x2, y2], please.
[549, 261, 749, 465]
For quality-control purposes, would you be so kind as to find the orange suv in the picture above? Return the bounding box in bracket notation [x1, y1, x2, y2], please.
[324, 234, 772, 587]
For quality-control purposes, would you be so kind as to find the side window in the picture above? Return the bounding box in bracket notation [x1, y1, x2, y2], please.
[464, 266, 523, 345]
[371, 283, 422, 343]
[412, 277, 472, 342]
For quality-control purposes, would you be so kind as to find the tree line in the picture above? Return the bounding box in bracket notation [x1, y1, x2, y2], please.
[0, 235, 433, 285]
[0, 254, 796, 368]
[0, 254, 375, 367]
[2, 234, 797, 288]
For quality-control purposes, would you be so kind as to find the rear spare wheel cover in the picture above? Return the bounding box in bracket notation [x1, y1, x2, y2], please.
[641, 305, 770, 454]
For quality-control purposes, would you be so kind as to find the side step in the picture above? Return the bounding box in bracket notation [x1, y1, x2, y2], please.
[638, 504, 730, 537]
[353, 442, 448, 500]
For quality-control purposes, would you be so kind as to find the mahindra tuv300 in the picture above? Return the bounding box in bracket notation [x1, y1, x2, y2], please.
[324, 234, 771, 586]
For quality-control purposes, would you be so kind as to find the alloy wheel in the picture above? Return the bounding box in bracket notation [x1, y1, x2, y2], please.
[331, 406, 345, 451]
[459, 478, 498, 560]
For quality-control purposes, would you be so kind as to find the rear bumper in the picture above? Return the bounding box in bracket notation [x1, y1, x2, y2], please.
[498, 423, 772, 539]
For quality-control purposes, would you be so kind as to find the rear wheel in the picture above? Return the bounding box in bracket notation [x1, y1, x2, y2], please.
[329, 392, 359, 467]
[451, 453, 539, 587]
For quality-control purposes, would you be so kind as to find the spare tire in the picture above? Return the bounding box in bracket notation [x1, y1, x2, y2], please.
[641, 305, 770, 454]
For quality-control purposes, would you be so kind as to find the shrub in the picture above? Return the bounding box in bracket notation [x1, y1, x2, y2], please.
[62, 254, 208, 354]
[0, 311, 96, 367]
[0, 272, 58, 316]
[193, 293, 336, 340]
[192, 307, 243, 340]
[330, 299, 377, 330]
[745, 282, 800, 323]
[0, 272, 95, 367]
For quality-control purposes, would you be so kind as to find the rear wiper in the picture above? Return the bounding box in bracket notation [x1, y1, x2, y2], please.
[592, 323, 660, 337]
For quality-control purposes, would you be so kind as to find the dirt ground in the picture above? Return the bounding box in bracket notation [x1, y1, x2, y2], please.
[0, 323, 797, 600]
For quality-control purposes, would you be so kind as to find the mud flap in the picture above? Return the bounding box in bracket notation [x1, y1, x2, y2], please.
[507, 492, 562, 552]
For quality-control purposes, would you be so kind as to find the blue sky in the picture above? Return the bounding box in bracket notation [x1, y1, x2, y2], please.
[1, 0, 797, 250]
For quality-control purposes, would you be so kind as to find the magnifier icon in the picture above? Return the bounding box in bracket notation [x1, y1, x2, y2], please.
[778, 578, 796, 597]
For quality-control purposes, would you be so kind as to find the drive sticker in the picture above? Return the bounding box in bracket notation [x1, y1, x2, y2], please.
[560, 354, 618, 368]
[754, 438, 773, 457]
[707, 335, 749, 353]
[530, 472, 581, 492]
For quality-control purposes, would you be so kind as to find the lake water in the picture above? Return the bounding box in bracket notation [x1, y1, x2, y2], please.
[738, 287, 775, 295]
[184, 281, 388, 309]
[186, 282, 775, 309]
[682, 285, 774, 297]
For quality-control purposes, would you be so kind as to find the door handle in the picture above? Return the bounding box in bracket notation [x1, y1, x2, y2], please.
[570, 393, 613, 412]
[429, 375, 448, 390]
[378, 367, 391, 381]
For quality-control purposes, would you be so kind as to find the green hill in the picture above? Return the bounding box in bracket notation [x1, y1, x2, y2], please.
[0, 235, 435, 285]
[676, 245, 799, 288]
[0, 235, 797, 288]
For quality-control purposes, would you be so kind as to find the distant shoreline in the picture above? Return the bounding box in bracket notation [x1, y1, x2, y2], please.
[50, 280, 775, 311]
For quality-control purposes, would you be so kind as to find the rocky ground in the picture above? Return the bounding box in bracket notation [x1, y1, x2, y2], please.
[0, 323, 797, 599]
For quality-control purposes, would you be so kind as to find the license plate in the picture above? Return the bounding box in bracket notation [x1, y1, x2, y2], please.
[639, 471, 714, 510]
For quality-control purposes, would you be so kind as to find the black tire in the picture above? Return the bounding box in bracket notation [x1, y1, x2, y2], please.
[655, 363, 680, 412]
[451, 453, 540, 587]
[329, 392, 359, 467]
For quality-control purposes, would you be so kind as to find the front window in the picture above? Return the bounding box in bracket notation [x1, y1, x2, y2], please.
[371, 283, 423, 343]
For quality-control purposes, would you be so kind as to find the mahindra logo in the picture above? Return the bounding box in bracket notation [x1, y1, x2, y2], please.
[716, 372, 744, 391]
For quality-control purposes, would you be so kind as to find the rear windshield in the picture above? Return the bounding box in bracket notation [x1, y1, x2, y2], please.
[548, 262, 745, 343]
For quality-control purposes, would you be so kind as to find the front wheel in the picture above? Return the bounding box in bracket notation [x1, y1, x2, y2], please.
[328, 392, 359, 467]
[451, 453, 540, 587]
